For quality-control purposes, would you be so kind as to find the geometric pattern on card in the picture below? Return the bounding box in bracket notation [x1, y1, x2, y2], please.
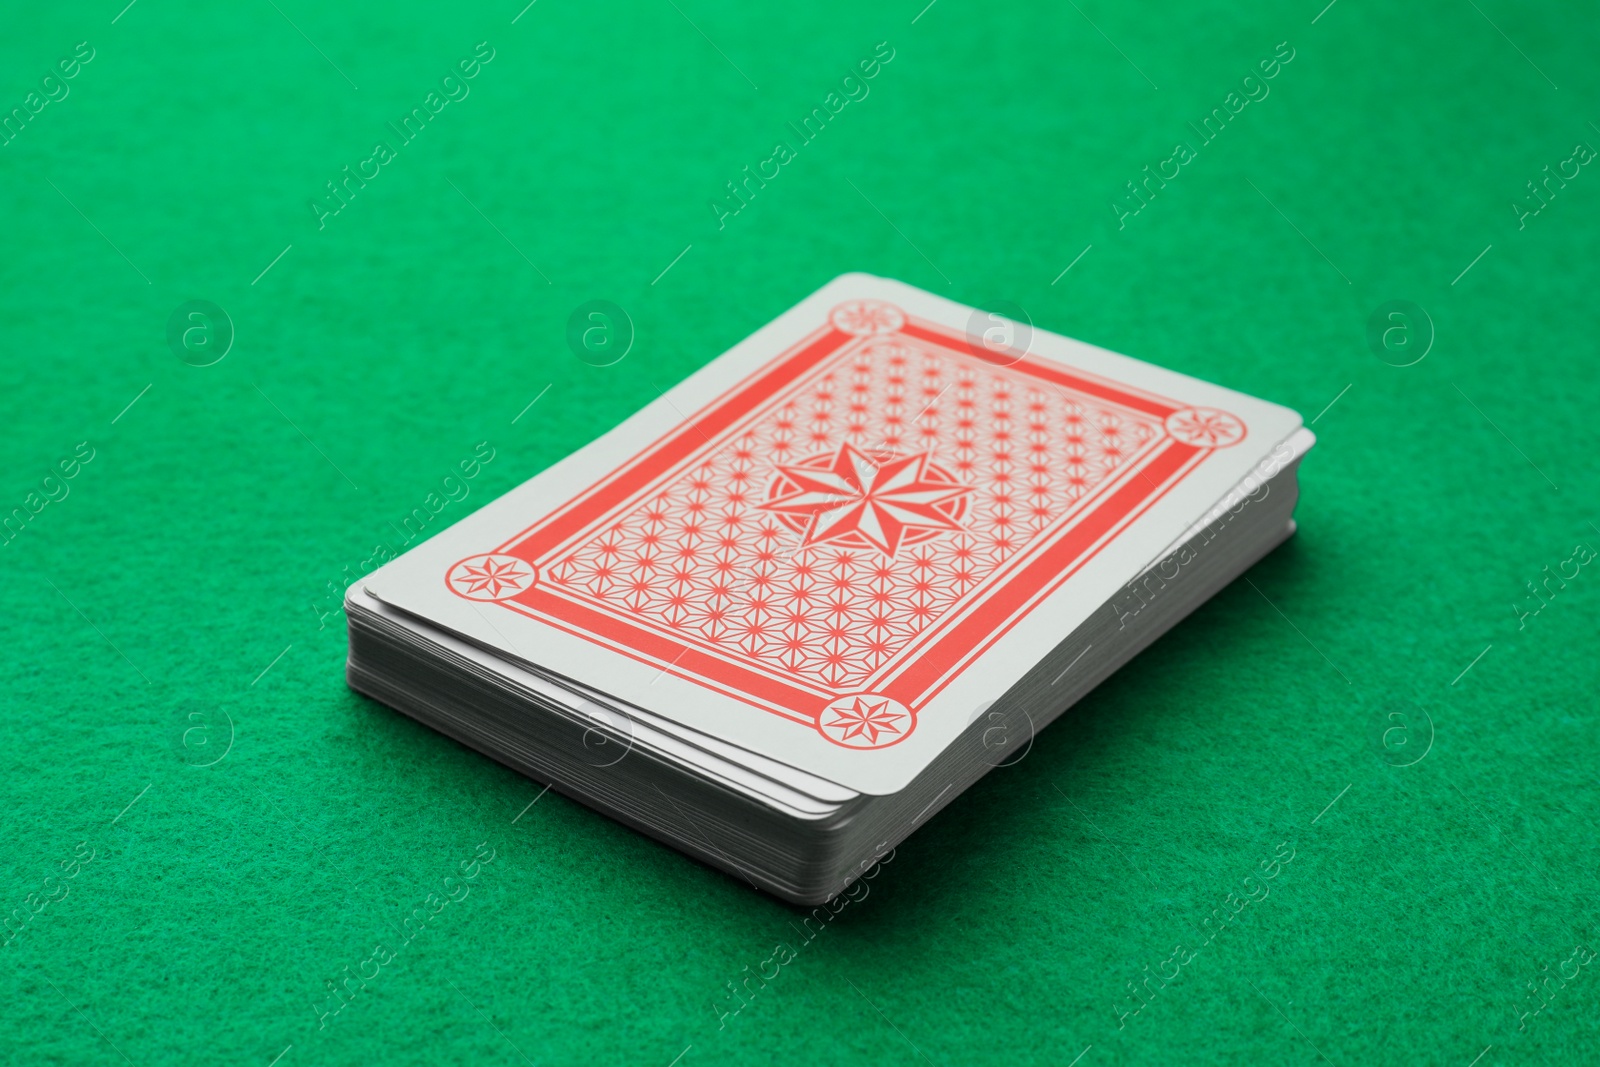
[449, 302, 1243, 748]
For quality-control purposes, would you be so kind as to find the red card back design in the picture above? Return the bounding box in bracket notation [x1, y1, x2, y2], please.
[445, 301, 1244, 749]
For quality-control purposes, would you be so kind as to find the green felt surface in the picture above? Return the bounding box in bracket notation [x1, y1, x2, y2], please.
[3, 0, 1598, 1063]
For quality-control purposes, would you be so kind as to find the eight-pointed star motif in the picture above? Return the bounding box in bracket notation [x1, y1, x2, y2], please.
[830, 300, 905, 336]
[822, 694, 908, 747]
[759, 443, 974, 558]
[1163, 407, 1246, 448]
[447, 554, 536, 600]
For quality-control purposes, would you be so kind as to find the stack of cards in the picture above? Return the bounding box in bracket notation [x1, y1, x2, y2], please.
[346, 274, 1314, 904]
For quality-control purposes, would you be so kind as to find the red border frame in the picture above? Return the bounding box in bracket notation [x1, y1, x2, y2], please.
[459, 312, 1215, 744]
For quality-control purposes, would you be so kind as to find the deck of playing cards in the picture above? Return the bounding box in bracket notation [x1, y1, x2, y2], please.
[345, 274, 1314, 904]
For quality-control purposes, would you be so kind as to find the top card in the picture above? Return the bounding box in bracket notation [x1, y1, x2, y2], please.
[363, 274, 1302, 794]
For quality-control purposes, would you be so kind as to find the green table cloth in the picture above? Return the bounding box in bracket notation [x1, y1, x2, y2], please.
[3, 0, 1597, 1063]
